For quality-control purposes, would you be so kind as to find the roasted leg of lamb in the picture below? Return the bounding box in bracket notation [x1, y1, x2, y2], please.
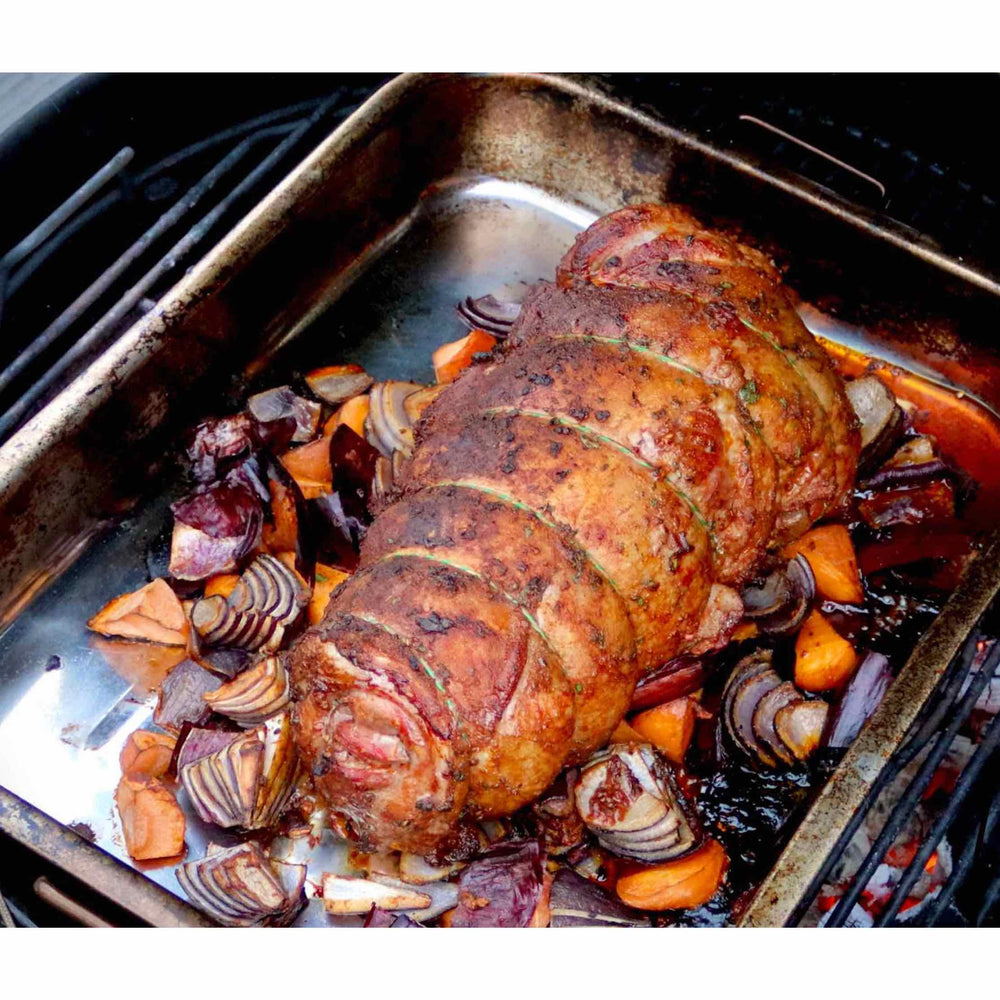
[287, 203, 860, 854]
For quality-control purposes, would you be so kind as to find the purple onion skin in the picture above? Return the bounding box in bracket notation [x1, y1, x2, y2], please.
[631, 657, 710, 711]
[824, 652, 892, 749]
[449, 840, 544, 927]
[171, 482, 261, 543]
[174, 725, 241, 772]
[154, 660, 220, 731]
[185, 414, 256, 483]
[860, 459, 952, 494]
[364, 907, 422, 928]
[549, 869, 647, 927]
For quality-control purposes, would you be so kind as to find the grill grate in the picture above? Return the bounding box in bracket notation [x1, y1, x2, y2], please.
[787, 606, 1000, 927]
[0, 87, 373, 443]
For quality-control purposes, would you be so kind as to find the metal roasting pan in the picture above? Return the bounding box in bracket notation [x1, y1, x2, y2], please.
[2, 72, 1000, 927]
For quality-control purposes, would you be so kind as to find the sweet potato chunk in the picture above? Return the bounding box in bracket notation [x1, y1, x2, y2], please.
[783, 525, 863, 605]
[88, 579, 189, 646]
[280, 435, 333, 487]
[119, 730, 177, 779]
[433, 329, 497, 384]
[308, 563, 350, 625]
[630, 697, 697, 764]
[204, 573, 240, 599]
[794, 609, 859, 692]
[114, 774, 186, 860]
[325, 394, 371, 439]
[615, 838, 728, 911]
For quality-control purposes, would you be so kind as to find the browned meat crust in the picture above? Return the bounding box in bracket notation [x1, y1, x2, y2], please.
[288, 204, 860, 853]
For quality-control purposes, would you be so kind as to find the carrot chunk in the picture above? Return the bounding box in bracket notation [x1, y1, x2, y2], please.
[783, 525, 864, 604]
[325, 394, 371, 439]
[88, 578, 189, 646]
[309, 563, 351, 625]
[615, 838, 728, 911]
[630, 697, 697, 764]
[432, 329, 497, 384]
[119, 730, 177, 779]
[794, 609, 859, 692]
[204, 573, 240, 599]
[114, 774, 186, 860]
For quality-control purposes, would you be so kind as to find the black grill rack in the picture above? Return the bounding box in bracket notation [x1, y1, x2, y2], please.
[787, 602, 1000, 927]
[0, 85, 377, 443]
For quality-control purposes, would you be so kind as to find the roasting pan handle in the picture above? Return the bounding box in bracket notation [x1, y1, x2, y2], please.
[33, 877, 114, 928]
[737, 113, 887, 205]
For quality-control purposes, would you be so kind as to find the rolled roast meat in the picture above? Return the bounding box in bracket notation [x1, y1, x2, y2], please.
[287, 203, 860, 854]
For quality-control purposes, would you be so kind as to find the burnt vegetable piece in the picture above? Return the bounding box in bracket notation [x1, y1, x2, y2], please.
[287, 203, 860, 854]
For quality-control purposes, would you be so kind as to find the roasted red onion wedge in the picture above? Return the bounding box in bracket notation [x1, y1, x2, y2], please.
[824, 651, 892, 749]
[305, 364, 374, 406]
[751, 681, 801, 766]
[858, 478, 956, 530]
[175, 726, 241, 771]
[364, 908, 422, 927]
[176, 841, 305, 926]
[774, 700, 829, 761]
[180, 712, 298, 829]
[631, 656, 710, 711]
[455, 291, 525, 338]
[365, 381, 426, 458]
[549, 868, 648, 927]
[185, 414, 256, 483]
[447, 840, 545, 927]
[575, 745, 701, 862]
[721, 651, 784, 768]
[740, 555, 816, 635]
[247, 386, 321, 443]
[203, 655, 290, 726]
[169, 481, 262, 581]
[191, 553, 308, 652]
[845, 375, 905, 474]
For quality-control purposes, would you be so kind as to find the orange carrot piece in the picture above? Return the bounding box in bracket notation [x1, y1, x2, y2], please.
[309, 563, 350, 625]
[114, 774, 186, 861]
[432, 329, 497, 384]
[119, 730, 177, 779]
[731, 621, 759, 643]
[204, 573, 239, 600]
[325, 394, 371, 439]
[280, 434, 333, 485]
[783, 524, 864, 605]
[630, 697, 697, 764]
[262, 476, 300, 553]
[88, 578, 189, 646]
[794, 609, 859, 692]
[615, 838, 728, 911]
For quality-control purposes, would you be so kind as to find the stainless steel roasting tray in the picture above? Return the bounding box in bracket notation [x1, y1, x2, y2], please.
[2, 73, 1000, 927]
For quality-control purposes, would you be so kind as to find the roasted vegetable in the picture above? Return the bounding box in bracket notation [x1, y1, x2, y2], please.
[845, 375, 905, 473]
[180, 712, 297, 830]
[783, 525, 864, 605]
[446, 840, 545, 928]
[176, 842, 305, 926]
[630, 698, 697, 764]
[575, 744, 701, 863]
[306, 364, 374, 406]
[247, 385, 321, 443]
[740, 555, 816, 635]
[432, 328, 498, 384]
[548, 868, 648, 927]
[88, 579, 189, 646]
[119, 730, 177, 779]
[154, 659, 220, 731]
[614, 837, 728, 911]
[115, 773, 186, 861]
[203, 655, 290, 726]
[456, 291, 524, 338]
[824, 651, 892, 748]
[795, 610, 859, 692]
[631, 656, 711, 712]
[169, 481, 263, 581]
